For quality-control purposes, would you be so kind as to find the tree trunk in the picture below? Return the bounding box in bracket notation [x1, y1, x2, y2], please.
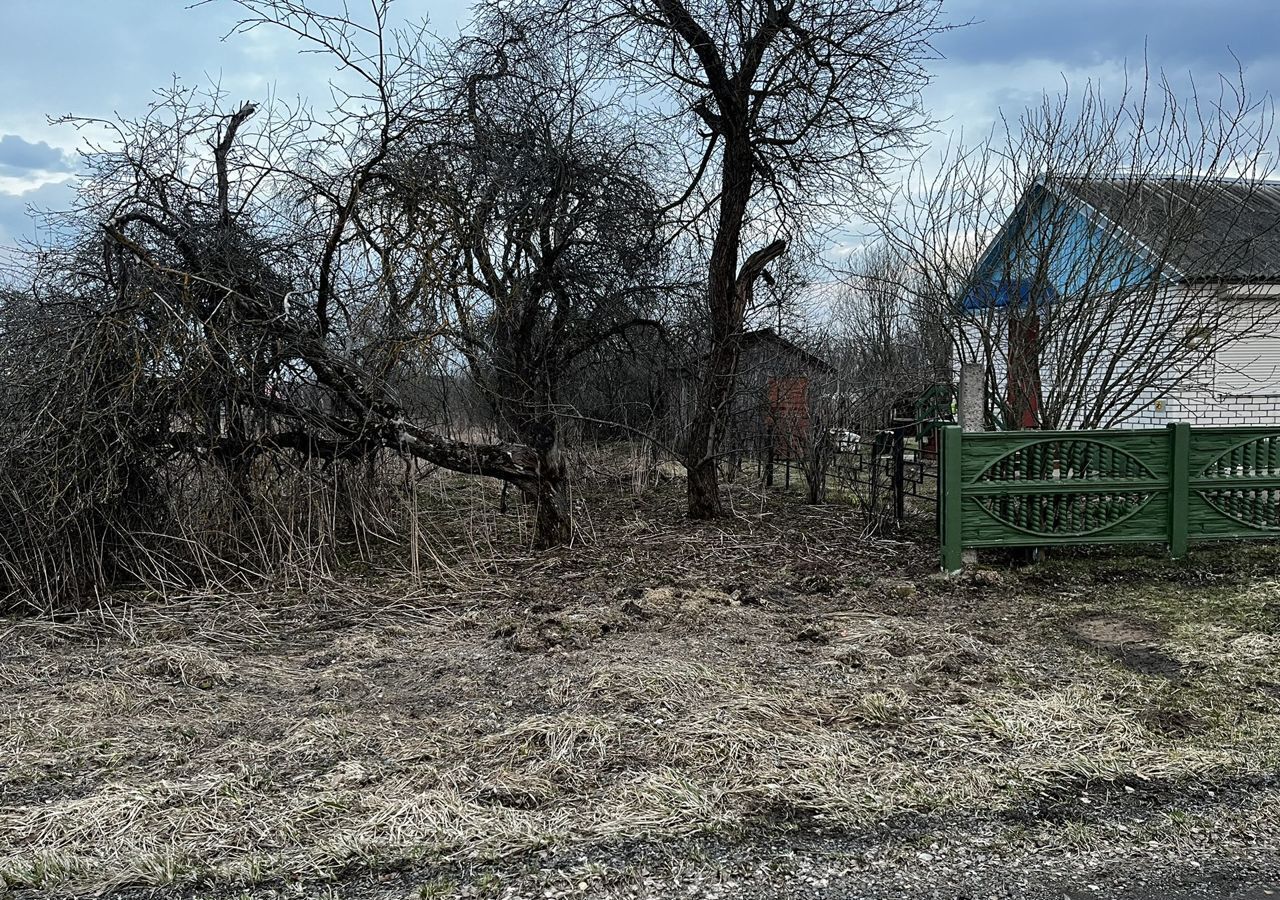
[499, 370, 573, 549]
[685, 136, 753, 519]
[805, 457, 827, 504]
[685, 343, 737, 518]
[682, 116, 791, 519]
[532, 464, 571, 549]
[686, 427, 722, 518]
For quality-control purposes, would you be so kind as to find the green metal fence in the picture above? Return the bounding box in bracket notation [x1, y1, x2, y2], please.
[939, 422, 1280, 570]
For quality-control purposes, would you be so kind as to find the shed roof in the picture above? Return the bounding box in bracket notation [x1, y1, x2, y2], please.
[663, 328, 832, 377]
[738, 328, 833, 372]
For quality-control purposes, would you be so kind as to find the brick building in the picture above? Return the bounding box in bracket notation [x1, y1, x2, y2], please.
[961, 176, 1280, 429]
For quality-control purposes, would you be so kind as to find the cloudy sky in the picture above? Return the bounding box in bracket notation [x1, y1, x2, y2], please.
[2, 0, 1278, 248]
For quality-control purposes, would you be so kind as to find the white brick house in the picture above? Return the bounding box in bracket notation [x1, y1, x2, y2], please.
[959, 176, 1280, 429]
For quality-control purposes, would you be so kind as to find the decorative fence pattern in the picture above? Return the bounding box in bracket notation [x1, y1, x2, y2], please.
[939, 423, 1280, 570]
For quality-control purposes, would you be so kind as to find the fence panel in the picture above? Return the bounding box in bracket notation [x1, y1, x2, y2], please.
[940, 422, 1280, 570]
[828, 426, 939, 523]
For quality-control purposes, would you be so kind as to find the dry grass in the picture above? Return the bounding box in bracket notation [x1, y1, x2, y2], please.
[1, 476, 1279, 896]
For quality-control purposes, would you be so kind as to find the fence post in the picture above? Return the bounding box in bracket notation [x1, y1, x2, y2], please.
[1168, 421, 1191, 559]
[940, 425, 963, 572]
[958, 363, 985, 432]
[957, 363, 984, 567]
[893, 427, 906, 523]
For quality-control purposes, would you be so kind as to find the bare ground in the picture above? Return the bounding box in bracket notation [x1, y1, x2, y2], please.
[2, 474, 1279, 898]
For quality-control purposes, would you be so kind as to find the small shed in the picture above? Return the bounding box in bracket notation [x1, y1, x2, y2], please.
[732, 328, 833, 460]
[660, 328, 832, 462]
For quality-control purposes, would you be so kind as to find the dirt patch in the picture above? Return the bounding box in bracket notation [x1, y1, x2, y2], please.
[1069, 615, 1185, 677]
[1, 480, 1279, 897]
[1140, 704, 1209, 738]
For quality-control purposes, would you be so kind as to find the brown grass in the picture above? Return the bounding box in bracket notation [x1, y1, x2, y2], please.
[1, 475, 1279, 896]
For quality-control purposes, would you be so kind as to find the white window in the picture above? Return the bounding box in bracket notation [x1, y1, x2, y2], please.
[1216, 298, 1280, 395]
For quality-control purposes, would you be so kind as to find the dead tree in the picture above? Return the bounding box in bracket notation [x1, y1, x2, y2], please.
[559, 0, 946, 517]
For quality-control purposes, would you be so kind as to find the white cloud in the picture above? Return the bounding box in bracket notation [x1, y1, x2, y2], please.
[0, 170, 75, 198]
[925, 57, 1133, 143]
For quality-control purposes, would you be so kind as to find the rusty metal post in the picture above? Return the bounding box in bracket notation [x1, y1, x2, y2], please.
[893, 427, 906, 523]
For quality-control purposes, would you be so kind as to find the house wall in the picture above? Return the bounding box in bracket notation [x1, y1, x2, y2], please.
[961, 284, 1280, 429]
[1123, 389, 1280, 427]
[1128, 287, 1280, 428]
[962, 177, 1280, 430]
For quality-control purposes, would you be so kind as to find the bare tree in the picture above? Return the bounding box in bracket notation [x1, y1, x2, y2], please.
[560, 0, 946, 517]
[827, 247, 951, 432]
[785, 250, 947, 511]
[0, 0, 675, 605]
[881, 67, 1280, 429]
[402, 9, 668, 546]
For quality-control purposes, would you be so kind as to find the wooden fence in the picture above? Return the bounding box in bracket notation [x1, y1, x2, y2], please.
[939, 422, 1280, 570]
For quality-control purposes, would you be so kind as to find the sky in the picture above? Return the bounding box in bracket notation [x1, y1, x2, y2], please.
[2, 0, 1279, 249]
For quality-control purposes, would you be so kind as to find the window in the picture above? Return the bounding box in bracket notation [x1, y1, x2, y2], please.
[1216, 299, 1280, 395]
